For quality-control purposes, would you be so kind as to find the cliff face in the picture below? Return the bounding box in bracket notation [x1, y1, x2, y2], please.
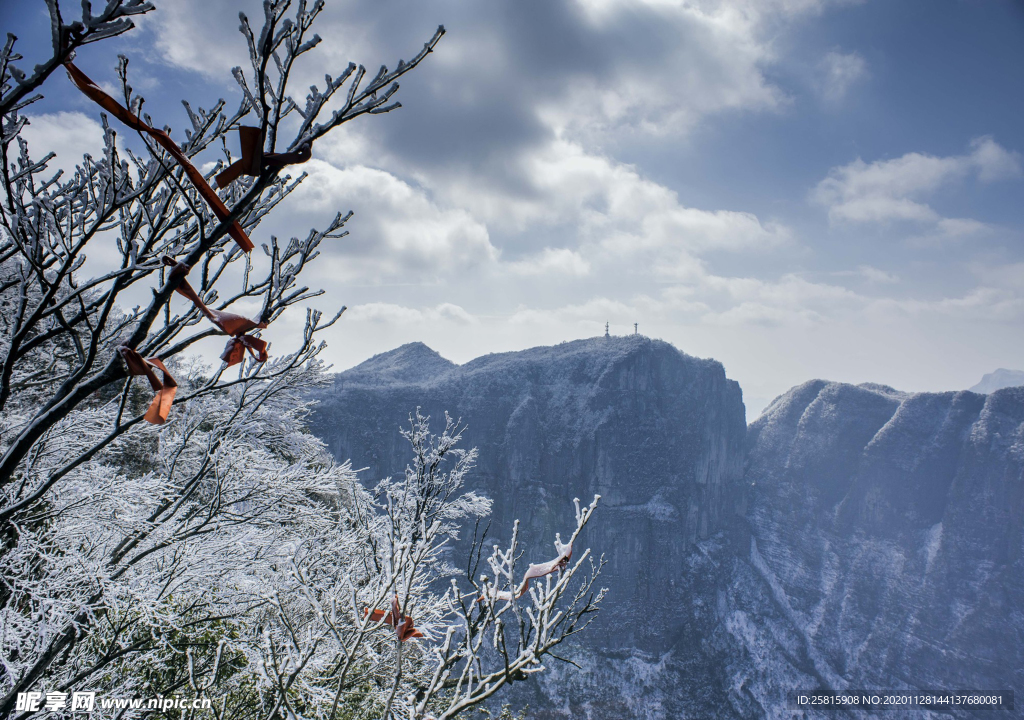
[311, 337, 749, 714]
[728, 381, 1024, 718]
[311, 342, 1024, 718]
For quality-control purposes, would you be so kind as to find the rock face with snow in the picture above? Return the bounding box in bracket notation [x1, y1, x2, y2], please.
[311, 337, 748, 714]
[728, 381, 1024, 718]
[312, 341, 1024, 718]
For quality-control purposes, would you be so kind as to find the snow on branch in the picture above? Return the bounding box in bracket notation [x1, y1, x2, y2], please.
[0, 4, 608, 718]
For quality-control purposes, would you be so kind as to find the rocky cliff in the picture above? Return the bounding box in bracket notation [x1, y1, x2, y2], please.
[310, 336, 748, 715]
[311, 342, 1024, 718]
[728, 381, 1024, 718]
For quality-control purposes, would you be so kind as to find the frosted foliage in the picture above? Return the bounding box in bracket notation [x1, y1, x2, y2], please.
[0, 1, 605, 717]
[1, 361, 346, 709]
[0, 387, 604, 719]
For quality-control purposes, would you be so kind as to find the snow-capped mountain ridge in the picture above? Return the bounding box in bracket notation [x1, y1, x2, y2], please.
[729, 380, 1023, 717]
[312, 340, 1023, 718]
[339, 341, 456, 386]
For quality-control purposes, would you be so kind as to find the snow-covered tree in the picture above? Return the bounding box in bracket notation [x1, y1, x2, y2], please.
[1, 2, 605, 718]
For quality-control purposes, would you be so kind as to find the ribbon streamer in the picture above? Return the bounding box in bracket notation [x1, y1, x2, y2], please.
[215, 126, 311, 188]
[119, 346, 178, 424]
[364, 595, 424, 642]
[483, 536, 573, 603]
[63, 61, 254, 253]
[161, 257, 269, 367]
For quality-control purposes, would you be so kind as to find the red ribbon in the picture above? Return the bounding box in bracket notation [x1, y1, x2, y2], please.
[482, 538, 573, 602]
[215, 126, 311, 188]
[64, 61, 254, 253]
[162, 256, 269, 367]
[364, 595, 424, 642]
[221, 334, 268, 367]
[118, 347, 178, 424]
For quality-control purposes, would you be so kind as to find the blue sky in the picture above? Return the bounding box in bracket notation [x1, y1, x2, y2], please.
[3, 0, 1023, 417]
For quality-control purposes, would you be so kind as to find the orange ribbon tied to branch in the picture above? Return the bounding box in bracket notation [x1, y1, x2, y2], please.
[161, 257, 269, 367]
[119, 347, 178, 424]
[63, 61, 254, 253]
[364, 595, 424, 642]
[215, 126, 311, 188]
[483, 537, 573, 603]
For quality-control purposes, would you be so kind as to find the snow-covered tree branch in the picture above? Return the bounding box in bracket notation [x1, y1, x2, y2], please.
[0, 3, 605, 717]
[244, 410, 604, 720]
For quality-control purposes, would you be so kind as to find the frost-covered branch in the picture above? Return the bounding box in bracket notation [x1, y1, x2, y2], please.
[248, 411, 605, 720]
[1, 5, 608, 717]
[0, 0, 443, 493]
[0, 0, 155, 116]
[1, 1, 448, 715]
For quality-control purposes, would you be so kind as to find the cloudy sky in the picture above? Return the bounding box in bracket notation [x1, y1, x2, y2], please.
[5, 0, 1024, 417]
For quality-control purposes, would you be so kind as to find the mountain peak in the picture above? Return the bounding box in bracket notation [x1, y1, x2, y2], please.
[340, 342, 456, 386]
[970, 368, 1024, 394]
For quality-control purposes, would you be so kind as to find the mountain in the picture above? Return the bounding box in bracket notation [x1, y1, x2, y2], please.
[311, 336, 748, 716]
[336, 341, 457, 386]
[731, 380, 1024, 717]
[970, 368, 1024, 394]
[311, 341, 1024, 718]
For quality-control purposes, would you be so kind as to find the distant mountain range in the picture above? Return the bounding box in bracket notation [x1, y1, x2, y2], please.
[311, 338, 1023, 718]
[971, 368, 1024, 394]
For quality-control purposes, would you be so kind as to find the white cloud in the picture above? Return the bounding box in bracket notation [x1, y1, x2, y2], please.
[503, 271, 859, 330]
[21, 111, 106, 178]
[906, 217, 993, 247]
[972, 261, 1024, 291]
[969, 136, 1023, 182]
[347, 302, 478, 325]
[825, 195, 940, 224]
[869, 287, 1024, 323]
[147, 0, 823, 146]
[503, 267, 1022, 333]
[546, 0, 794, 140]
[508, 297, 637, 327]
[817, 50, 867, 103]
[343, 267, 869, 336]
[436, 139, 791, 280]
[132, 0, 810, 299]
[693, 272, 859, 325]
[812, 137, 1022, 225]
[150, 1, 247, 79]
[855, 265, 899, 284]
[279, 160, 498, 283]
[508, 248, 592, 276]
[555, 0, 868, 139]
